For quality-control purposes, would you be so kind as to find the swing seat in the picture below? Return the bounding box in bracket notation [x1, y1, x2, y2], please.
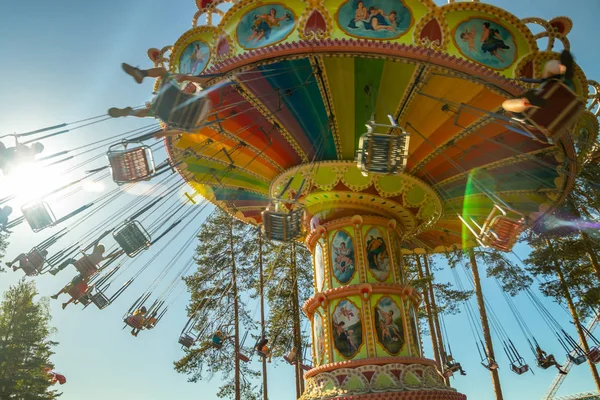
[569, 354, 587, 365]
[107, 143, 156, 185]
[113, 221, 151, 257]
[511, 363, 529, 375]
[262, 208, 304, 242]
[238, 352, 250, 363]
[356, 130, 410, 176]
[74, 256, 98, 279]
[150, 80, 213, 131]
[124, 315, 145, 330]
[283, 350, 297, 365]
[521, 79, 586, 143]
[179, 334, 195, 348]
[460, 204, 525, 252]
[588, 347, 600, 364]
[21, 202, 55, 232]
[481, 358, 498, 371]
[90, 290, 110, 310]
[21, 248, 46, 275]
[67, 283, 88, 300]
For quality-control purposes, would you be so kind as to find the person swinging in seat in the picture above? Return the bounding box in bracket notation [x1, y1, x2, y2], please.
[536, 346, 567, 375]
[255, 338, 272, 363]
[7, 249, 48, 275]
[502, 50, 574, 118]
[50, 275, 91, 309]
[49, 243, 120, 276]
[211, 330, 226, 348]
[0, 141, 44, 175]
[444, 355, 467, 376]
[128, 306, 148, 337]
[107, 63, 212, 137]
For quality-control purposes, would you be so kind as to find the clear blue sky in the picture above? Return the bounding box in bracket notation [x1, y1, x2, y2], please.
[0, 0, 599, 399]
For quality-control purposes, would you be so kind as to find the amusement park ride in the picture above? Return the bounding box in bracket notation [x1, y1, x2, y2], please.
[2, 0, 600, 399]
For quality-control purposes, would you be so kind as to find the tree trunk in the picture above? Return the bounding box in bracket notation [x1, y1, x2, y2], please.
[259, 230, 268, 400]
[546, 238, 600, 392]
[579, 230, 600, 283]
[415, 256, 443, 369]
[230, 218, 241, 400]
[469, 248, 504, 400]
[422, 255, 450, 386]
[291, 242, 304, 398]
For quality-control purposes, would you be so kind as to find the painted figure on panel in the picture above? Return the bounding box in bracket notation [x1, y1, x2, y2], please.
[339, 0, 411, 39]
[331, 230, 355, 283]
[315, 243, 325, 291]
[454, 18, 516, 69]
[179, 41, 210, 75]
[314, 312, 325, 364]
[374, 296, 405, 354]
[332, 299, 362, 358]
[237, 5, 295, 49]
[365, 228, 390, 280]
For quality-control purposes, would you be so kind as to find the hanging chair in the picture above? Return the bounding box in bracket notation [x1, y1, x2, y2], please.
[587, 347, 600, 364]
[481, 356, 499, 371]
[510, 361, 529, 375]
[67, 284, 91, 306]
[520, 79, 586, 143]
[150, 80, 213, 131]
[113, 220, 151, 257]
[19, 247, 48, 276]
[107, 142, 156, 185]
[89, 288, 111, 310]
[211, 332, 225, 349]
[356, 116, 410, 177]
[21, 201, 56, 232]
[238, 352, 251, 363]
[459, 204, 526, 252]
[179, 333, 196, 348]
[569, 353, 587, 365]
[73, 255, 99, 279]
[284, 348, 297, 365]
[262, 206, 304, 242]
[124, 313, 145, 330]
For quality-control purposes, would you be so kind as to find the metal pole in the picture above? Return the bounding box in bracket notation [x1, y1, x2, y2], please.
[546, 238, 600, 392]
[469, 248, 504, 400]
[230, 218, 241, 400]
[259, 230, 268, 400]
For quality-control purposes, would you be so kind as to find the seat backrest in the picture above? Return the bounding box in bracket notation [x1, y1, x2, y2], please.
[108, 147, 154, 184]
[113, 221, 151, 257]
[357, 133, 409, 175]
[150, 81, 212, 131]
[21, 202, 55, 232]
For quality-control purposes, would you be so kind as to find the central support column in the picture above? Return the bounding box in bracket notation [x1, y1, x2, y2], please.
[300, 215, 465, 400]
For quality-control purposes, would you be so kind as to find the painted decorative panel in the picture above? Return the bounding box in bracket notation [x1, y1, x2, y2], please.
[374, 296, 405, 355]
[178, 41, 210, 75]
[331, 229, 356, 284]
[332, 299, 363, 359]
[453, 18, 517, 69]
[337, 0, 412, 39]
[365, 227, 390, 281]
[313, 311, 325, 366]
[236, 4, 296, 49]
[314, 241, 325, 292]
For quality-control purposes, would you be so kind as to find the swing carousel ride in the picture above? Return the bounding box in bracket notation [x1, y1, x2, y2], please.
[2, 0, 600, 399]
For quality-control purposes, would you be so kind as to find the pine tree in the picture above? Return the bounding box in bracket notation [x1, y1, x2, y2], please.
[0, 232, 8, 273]
[0, 280, 60, 400]
[174, 209, 260, 400]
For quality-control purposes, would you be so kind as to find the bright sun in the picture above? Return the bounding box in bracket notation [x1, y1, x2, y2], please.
[1, 162, 73, 203]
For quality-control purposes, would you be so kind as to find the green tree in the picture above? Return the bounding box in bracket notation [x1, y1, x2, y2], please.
[0, 231, 9, 272]
[174, 209, 260, 400]
[0, 280, 60, 399]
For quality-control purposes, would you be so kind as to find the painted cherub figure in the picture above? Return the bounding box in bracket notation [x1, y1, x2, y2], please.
[460, 26, 476, 52]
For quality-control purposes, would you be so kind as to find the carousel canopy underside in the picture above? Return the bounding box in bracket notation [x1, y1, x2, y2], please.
[168, 54, 571, 253]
